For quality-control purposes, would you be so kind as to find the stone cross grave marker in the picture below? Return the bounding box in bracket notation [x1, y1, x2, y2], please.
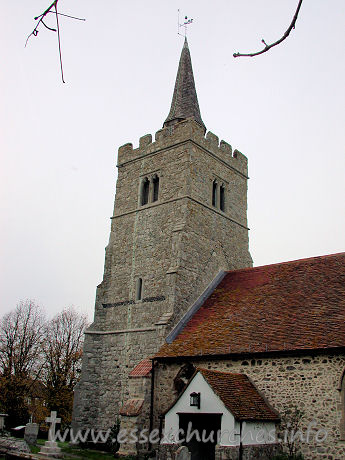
[175, 445, 191, 460]
[39, 411, 62, 458]
[46, 411, 61, 441]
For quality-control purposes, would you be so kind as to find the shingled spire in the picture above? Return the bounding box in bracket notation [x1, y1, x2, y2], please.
[164, 38, 206, 132]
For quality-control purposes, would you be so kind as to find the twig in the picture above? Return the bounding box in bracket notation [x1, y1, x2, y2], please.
[41, 19, 56, 32]
[25, 0, 57, 47]
[54, 1, 65, 83]
[233, 0, 304, 58]
[47, 11, 86, 21]
[25, 1, 85, 83]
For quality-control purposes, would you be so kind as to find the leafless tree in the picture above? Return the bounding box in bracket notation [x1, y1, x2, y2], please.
[0, 300, 45, 425]
[42, 307, 88, 424]
[0, 300, 45, 378]
[0, 302, 88, 426]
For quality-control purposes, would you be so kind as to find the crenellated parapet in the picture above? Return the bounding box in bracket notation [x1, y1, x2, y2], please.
[117, 119, 248, 176]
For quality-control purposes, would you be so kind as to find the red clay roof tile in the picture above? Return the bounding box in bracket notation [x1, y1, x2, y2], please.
[156, 253, 345, 358]
[198, 368, 280, 421]
[129, 358, 152, 377]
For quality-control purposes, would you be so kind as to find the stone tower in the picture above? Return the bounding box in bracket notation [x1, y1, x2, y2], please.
[73, 38, 252, 435]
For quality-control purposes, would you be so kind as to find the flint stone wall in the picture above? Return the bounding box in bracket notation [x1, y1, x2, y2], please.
[156, 443, 279, 460]
[215, 443, 280, 459]
[153, 352, 345, 460]
[72, 119, 252, 435]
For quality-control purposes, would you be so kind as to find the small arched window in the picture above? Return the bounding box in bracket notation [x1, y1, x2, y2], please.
[220, 184, 225, 212]
[141, 178, 150, 206]
[212, 180, 218, 207]
[136, 278, 143, 301]
[152, 175, 160, 202]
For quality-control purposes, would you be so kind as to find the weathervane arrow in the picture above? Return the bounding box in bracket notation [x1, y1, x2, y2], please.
[178, 10, 194, 38]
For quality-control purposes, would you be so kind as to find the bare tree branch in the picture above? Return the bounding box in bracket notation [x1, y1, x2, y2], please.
[25, 1, 85, 83]
[0, 300, 45, 377]
[42, 307, 88, 424]
[25, 0, 57, 48]
[54, 1, 65, 83]
[233, 0, 304, 58]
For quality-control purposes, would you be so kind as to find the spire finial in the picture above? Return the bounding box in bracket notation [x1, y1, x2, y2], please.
[178, 10, 194, 38]
[163, 39, 206, 132]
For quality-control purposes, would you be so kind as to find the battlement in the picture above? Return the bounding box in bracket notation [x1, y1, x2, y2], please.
[117, 119, 248, 176]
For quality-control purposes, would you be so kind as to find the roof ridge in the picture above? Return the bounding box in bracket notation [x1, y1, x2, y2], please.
[198, 368, 280, 421]
[226, 252, 345, 275]
[156, 250, 345, 359]
[198, 367, 244, 377]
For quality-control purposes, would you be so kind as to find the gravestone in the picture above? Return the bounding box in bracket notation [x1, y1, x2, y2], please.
[175, 445, 191, 460]
[39, 411, 62, 458]
[24, 423, 38, 445]
[0, 414, 8, 431]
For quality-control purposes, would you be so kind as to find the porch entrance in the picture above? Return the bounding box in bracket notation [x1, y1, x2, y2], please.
[178, 413, 222, 460]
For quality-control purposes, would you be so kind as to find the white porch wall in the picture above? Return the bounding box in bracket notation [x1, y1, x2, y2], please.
[234, 421, 276, 446]
[163, 372, 276, 447]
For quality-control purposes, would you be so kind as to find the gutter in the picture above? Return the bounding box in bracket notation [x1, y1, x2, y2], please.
[148, 358, 156, 451]
[155, 346, 345, 363]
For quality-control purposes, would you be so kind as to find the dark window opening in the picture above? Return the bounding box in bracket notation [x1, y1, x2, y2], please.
[136, 278, 143, 301]
[174, 363, 196, 394]
[212, 180, 217, 207]
[220, 185, 225, 211]
[141, 178, 150, 206]
[152, 175, 159, 202]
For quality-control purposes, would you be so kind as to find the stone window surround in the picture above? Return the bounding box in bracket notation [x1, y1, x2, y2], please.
[141, 177, 150, 205]
[138, 171, 161, 207]
[135, 277, 143, 302]
[211, 176, 227, 212]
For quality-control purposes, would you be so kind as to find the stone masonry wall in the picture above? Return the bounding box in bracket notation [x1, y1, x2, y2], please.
[156, 443, 280, 460]
[73, 119, 252, 436]
[153, 352, 345, 460]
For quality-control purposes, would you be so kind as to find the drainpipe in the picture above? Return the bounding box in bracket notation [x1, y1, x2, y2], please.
[148, 358, 155, 451]
[239, 421, 243, 460]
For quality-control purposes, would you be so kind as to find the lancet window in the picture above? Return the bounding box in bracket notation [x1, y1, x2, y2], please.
[140, 173, 160, 206]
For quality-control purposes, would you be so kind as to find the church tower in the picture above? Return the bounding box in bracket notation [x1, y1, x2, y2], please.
[73, 38, 252, 435]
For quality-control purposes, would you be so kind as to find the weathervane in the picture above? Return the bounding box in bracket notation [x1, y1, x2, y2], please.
[177, 10, 193, 38]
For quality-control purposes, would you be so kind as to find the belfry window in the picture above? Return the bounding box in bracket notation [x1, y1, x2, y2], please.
[220, 185, 225, 212]
[141, 178, 150, 206]
[152, 175, 160, 202]
[136, 278, 143, 301]
[212, 180, 218, 207]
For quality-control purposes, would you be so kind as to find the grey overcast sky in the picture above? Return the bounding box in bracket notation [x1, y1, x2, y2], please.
[1, 1, 344, 319]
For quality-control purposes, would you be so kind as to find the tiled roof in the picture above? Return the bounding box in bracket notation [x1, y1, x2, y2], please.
[129, 358, 152, 378]
[157, 253, 345, 358]
[119, 399, 144, 417]
[198, 368, 279, 421]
